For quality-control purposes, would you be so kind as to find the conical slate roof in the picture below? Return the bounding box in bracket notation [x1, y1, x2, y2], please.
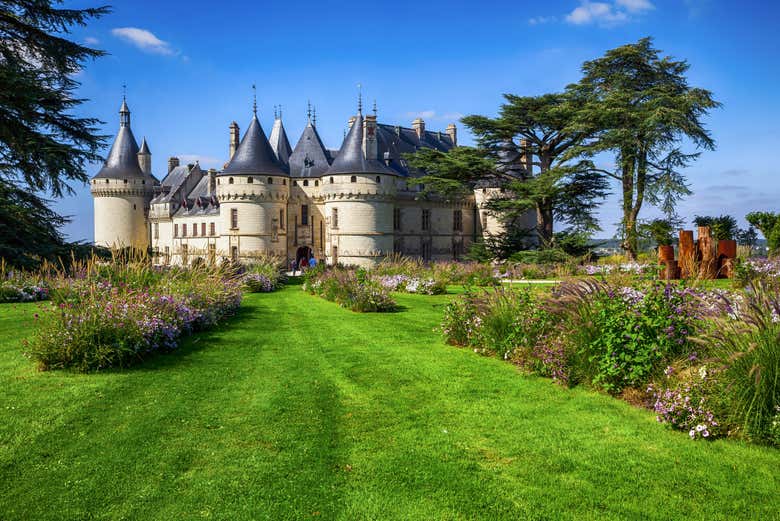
[222, 114, 287, 176]
[326, 113, 396, 176]
[138, 137, 151, 155]
[93, 101, 153, 181]
[289, 121, 332, 178]
[268, 118, 292, 166]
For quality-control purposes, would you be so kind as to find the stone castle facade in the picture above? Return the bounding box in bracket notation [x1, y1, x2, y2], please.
[91, 97, 535, 266]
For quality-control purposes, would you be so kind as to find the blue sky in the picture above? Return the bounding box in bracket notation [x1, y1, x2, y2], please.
[57, 0, 780, 241]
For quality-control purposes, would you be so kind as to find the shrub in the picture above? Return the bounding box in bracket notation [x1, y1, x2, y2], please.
[304, 268, 396, 312]
[700, 283, 780, 444]
[24, 266, 242, 372]
[242, 257, 285, 292]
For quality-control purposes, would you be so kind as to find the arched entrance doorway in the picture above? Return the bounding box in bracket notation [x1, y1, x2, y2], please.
[296, 246, 312, 270]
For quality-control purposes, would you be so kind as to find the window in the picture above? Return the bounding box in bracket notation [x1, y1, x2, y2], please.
[231, 246, 238, 262]
[315, 180, 319, 187]
[319, 220, 323, 247]
[481, 212, 488, 230]
[105, 179, 109, 184]
[303, 180, 309, 187]
[182, 244, 189, 265]
[293, 180, 298, 186]
[422, 209, 431, 231]
[201, 222, 206, 236]
[421, 240, 431, 262]
[453, 209, 463, 232]
[208, 244, 216, 264]
[350, 176, 357, 183]
[192, 223, 198, 237]
[174, 223, 179, 237]
[229, 177, 234, 184]
[394, 238, 403, 254]
[280, 209, 285, 229]
[209, 222, 215, 236]
[182, 223, 187, 237]
[330, 177, 334, 184]
[453, 240, 464, 260]
[230, 208, 238, 229]
[283, 179, 286, 185]
[393, 208, 401, 231]
[164, 246, 170, 265]
[248, 177, 254, 184]
[332, 208, 338, 229]
[153, 222, 159, 239]
[123, 179, 128, 184]
[301, 205, 309, 226]
[133, 204, 137, 210]
[267, 177, 273, 184]
[376, 176, 381, 183]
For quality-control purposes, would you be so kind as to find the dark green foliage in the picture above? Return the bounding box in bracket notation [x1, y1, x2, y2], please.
[0, 1, 109, 266]
[641, 218, 675, 247]
[693, 215, 738, 241]
[737, 226, 758, 248]
[568, 37, 719, 259]
[585, 285, 693, 394]
[746, 211, 780, 254]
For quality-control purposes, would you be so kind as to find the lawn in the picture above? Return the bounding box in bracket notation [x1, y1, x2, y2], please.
[0, 285, 778, 520]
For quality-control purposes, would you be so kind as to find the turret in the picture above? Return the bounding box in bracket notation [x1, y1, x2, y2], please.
[90, 96, 157, 248]
[138, 137, 152, 176]
[321, 103, 398, 267]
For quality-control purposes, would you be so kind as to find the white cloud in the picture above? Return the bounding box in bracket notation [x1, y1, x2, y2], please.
[616, 0, 654, 12]
[566, 2, 628, 25]
[178, 154, 222, 168]
[111, 27, 175, 56]
[405, 110, 437, 120]
[529, 16, 557, 25]
[84, 36, 100, 45]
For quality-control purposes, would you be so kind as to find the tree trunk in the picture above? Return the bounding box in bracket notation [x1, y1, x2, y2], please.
[536, 201, 554, 246]
[620, 149, 638, 260]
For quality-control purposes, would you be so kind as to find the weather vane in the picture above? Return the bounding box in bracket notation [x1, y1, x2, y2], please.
[252, 84, 257, 114]
[122, 82, 127, 101]
[357, 83, 362, 114]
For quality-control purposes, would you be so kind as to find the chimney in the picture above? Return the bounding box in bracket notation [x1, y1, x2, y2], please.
[520, 139, 533, 176]
[412, 118, 425, 139]
[446, 123, 457, 146]
[363, 114, 378, 160]
[168, 156, 180, 174]
[229, 121, 240, 159]
[207, 168, 217, 196]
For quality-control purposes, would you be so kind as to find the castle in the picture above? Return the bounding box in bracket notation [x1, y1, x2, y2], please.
[91, 96, 534, 266]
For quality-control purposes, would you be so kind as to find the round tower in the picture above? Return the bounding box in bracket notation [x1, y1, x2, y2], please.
[321, 110, 397, 267]
[90, 98, 157, 248]
[216, 109, 289, 261]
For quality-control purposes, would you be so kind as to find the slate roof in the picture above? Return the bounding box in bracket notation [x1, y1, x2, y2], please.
[221, 114, 287, 176]
[268, 118, 292, 166]
[289, 121, 332, 178]
[375, 123, 455, 177]
[174, 174, 219, 216]
[151, 165, 191, 204]
[325, 113, 397, 176]
[94, 100, 157, 182]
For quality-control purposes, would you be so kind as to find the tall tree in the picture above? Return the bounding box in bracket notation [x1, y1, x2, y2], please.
[0, 1, 109, 265]
[568, 38, 719, 259]
[407, 92, 609, 246]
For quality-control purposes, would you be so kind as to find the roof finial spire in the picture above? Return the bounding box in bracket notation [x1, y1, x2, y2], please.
[252, 84, 257, 115]
[122, 82, 127, 102]
[279, 104, 282, 120]
[357, 83, 362, 115]
[372, 99, 377, 117]
[312, 105, 317, 126]
[306, 100, 312, 123]
[273, 104, 277, 119]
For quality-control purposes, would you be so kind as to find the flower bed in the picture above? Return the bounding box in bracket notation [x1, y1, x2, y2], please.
[0, 280, 49, 302]
[377, 274, 446, 295]
[241, 257, 286, 293]
[303, 267, 396, 312]
[439, 279, 780, 446]
[24, 264, 242, 372]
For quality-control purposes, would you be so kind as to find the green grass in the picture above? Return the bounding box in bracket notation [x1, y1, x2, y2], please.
[0, 287, 778, 520]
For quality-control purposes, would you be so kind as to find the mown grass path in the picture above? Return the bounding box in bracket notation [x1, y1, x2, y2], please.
[0, 286, 778, 520]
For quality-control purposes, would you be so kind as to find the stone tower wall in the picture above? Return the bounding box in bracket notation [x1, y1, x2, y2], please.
[321, 173, 396, 267]
[91, 178, 153, 248]
[215, 175, 289, 259]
